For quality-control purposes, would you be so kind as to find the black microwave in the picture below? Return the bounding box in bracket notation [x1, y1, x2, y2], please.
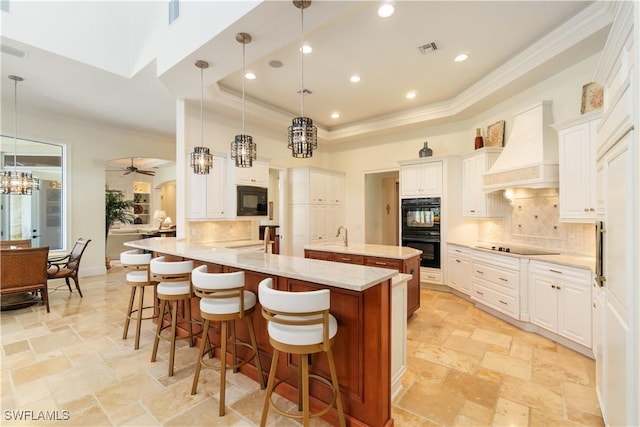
[237, 185, 268, 216]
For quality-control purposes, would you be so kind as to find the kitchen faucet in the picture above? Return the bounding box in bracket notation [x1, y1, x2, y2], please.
[336, 226, 348, 246]
[263, 226, 271, 254]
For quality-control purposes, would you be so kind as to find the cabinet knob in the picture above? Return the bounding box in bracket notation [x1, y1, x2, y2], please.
[456, 259, 461, 263]
[551, 284, 557, 289]
[584, 208, 589, 212]
[590, 208, 595, 212]
[470, 209, 476, 213]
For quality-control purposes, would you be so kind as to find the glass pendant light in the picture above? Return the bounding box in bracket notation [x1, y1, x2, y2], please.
[230, 32, 257, 168]
[190, 60, 213, 174]
[288, 0, 317, 158]
[1, 75, 40, 195]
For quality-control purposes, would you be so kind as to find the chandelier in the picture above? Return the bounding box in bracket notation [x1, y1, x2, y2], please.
[287, 0, 317, 158]
[190, 60, 213, 174]
[230, 32, 257, 168]
[1, 75, 40, 195]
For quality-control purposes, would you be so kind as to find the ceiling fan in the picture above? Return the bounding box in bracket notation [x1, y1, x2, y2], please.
[122, 158, 155, 176]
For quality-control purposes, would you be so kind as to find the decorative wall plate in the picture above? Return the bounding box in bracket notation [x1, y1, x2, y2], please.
[486, 120, 505, 147]
[581, 82, 603, 114]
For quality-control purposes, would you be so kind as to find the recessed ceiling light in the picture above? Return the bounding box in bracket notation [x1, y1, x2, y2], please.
[350, 75, 361, 83]
[300, 44, 312, 54]
[406, 91, 417, 99]
[245, 72, 256, 80]
[331, 112, 340, 119]
[378, 2, 395, 18]
[454, 53, 469, 62]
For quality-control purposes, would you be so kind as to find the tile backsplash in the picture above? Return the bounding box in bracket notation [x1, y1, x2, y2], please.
[478, 188, 595, 256]
[188, 220, 256, 243]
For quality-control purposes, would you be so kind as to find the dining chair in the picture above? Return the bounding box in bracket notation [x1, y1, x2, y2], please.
[1, 246, 51, 312]
[0, 239, 32, 249]
[47, 238, 91, 297]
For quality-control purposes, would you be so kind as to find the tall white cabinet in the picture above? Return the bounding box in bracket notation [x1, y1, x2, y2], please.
[554, 111, 601, 222]
[462, 147, 503, 218]
[593, 2, 639, 425]
[288, 167, 345, 257]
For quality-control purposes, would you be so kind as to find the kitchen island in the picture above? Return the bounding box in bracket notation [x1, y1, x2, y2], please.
[125, 238, 398, 427]
[304, 242, 422, 318]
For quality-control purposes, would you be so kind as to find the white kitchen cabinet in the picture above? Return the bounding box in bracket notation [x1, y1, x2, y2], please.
[187, 153, 227, 219]
[399, 160, 443, 197]
[471, 250, 520, 319]
[555, 112, 601, 222]
[529, 260, 592, 348]
[462, 148, 503, 218]
[232, 159, 269, 187]
[447, 244, 471, 294]
[288, 167, 346, 257]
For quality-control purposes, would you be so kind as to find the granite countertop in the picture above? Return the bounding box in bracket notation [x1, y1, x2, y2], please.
[303, 242, 422, 260]
[448, 241, 595, 271]
[125, 238, 397, 292]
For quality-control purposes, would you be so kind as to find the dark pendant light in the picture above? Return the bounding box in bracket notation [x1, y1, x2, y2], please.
[1, 75, 40, 195]
[287, 0, 317, 158]
[190, 60, 213, 174]
[230, 32, 257, 168]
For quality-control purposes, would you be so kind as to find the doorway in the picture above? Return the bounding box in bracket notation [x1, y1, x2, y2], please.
[364, 170, 399, 245]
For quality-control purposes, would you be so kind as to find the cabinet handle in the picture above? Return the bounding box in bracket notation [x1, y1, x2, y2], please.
[549, 269, 563, 274]
[456, 259, 461, 263]
[475, 290, 484, 295]
[340, 257, 351, 261]
[426, 275, 435, 279]
[375, 261, 387, 266]
[470, 209, 476, 213]
[499, 277, 508, 282]
[454, 249, 461, 253]
[476, 270, 484, 274]
[499, 300, 508, 305]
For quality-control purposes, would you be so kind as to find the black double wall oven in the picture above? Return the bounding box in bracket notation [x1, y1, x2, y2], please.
[401, 197, 441, 269]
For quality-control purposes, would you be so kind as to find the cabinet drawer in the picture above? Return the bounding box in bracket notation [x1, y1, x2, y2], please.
[529, 260, 591, 283]
[472, 262, 518, 293]
[335, 254, 365, 265]
[365, 256, 401, 270]
[471, 280, 519, 318]
[421, 268, 443, 284]
[304, 250, 333, 261]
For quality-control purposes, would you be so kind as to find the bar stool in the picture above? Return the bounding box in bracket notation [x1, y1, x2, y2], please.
[150, 256, 197, 377]
[258, 278, 346, 427]
[120, 249, 157, 350]
[190, 266, 265, 416]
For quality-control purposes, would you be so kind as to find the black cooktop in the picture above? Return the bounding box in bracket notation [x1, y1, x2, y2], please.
[475, 245, 560, 255]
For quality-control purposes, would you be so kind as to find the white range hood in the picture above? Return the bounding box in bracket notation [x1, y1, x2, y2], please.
[483, 101, 558, 192]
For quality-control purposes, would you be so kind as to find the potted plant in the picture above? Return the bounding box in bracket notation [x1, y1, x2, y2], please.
[105, 186, 135, 269]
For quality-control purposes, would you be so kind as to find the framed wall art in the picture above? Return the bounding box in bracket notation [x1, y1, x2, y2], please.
[486, 120, 505, 147]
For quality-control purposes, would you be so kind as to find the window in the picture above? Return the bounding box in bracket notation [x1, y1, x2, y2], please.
[1, 136, 65, 250]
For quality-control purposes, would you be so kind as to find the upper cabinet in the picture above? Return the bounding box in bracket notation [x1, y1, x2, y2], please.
[554, 111, 601, 222]
[399, 160, 443, 197]
[231, 159, 269, 187]
[462, 148, 503, 218]
[186, 153, 227, 219]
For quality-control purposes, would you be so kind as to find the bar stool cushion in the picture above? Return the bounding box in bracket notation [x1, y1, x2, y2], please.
[157, 281, 191, 295]
[120, 250, 152, 266]
[126, 270, 150, 283]
[200, 291, 256, 315]
[268, 314, 337, 346]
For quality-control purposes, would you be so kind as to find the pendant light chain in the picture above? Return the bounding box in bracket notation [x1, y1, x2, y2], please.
[13, 76, 19, 175]
[231, 32, 257, 168]
[190, 60, 213, 174]
[200, 65, 204, 147]
[242, 40, 246, 136]
[299, 4, 305, 117]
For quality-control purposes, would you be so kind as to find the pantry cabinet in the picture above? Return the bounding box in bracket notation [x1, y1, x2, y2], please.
[399, 160, 443, 197]
[288, 167, 346, 257]
[529, 260, 592, 347]
[447, 244, 472, 295]
[555, 112, 601, 222]
[187, 153, 227, 219]
[462, 148, 503, 218]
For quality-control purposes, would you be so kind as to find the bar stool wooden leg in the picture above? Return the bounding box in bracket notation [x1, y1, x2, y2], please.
[246, 315, 265, 389]
[327, 347, 346, 427]
[219, 320, 228, 416]
[261, 349, 280, 427]
[169, 300, 179, 376]
[301, 353, 310, 427]
[191, 319, 210, 395]
[134, 286, 145, 350]
[185, 298, 194, 347]
[123, 286, 136, 340]
[230, 321, 238, 373]
[151, 299, 167, 363]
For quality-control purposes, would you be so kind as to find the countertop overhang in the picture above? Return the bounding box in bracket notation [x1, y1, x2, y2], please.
[303, 242, 422, 260]
[125, 238, 398, 292]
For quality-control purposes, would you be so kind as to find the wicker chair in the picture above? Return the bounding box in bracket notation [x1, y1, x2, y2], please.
[47, 238, 91, 297]
[1, 246, 51, 312]
[0, 239, 32, 249]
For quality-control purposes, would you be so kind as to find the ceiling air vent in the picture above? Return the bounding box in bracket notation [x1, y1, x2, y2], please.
[418, 42, 438, 54]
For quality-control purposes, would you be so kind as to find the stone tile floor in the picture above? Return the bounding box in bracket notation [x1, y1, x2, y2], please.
[0, 266, 603, 426]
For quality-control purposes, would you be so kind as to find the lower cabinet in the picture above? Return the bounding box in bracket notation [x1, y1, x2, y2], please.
[305, 250, 421, 318]
[447, 244, 471, 295]
[528, 260, 592, 348]
[470, 251, 520, 319]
